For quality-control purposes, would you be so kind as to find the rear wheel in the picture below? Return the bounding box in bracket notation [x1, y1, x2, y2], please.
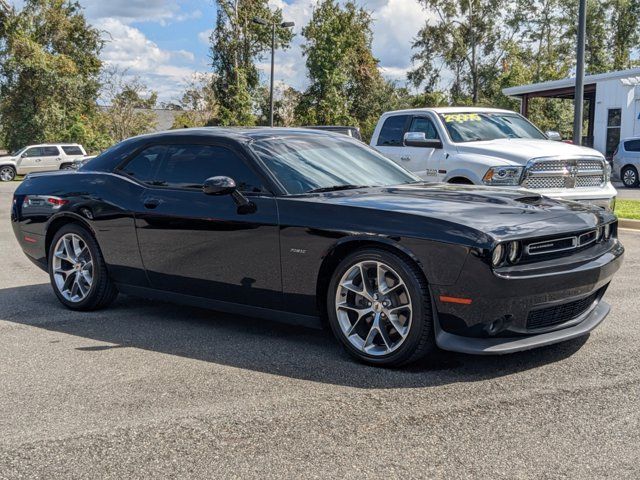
[621, 166, 639, 188]
[0, 165, 16, 182]
[326, 248, 435, 367]
[48, 224, 118, 310]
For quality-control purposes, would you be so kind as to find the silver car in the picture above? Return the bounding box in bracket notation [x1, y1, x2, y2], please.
[613, 137, 640, 188]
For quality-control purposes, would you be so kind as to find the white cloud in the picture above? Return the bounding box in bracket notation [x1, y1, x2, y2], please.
[97, 18, 197, 101]
[80, 0, 194, 25]
[198, 29, 213, 45]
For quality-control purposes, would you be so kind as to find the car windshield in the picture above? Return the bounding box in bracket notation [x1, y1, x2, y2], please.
[439, 112, 547, 143]
[10, 147, 26, 156]
[250, 135, 420, 195]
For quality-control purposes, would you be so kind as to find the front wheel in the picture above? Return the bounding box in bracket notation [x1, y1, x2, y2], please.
[48, 223, 118, 310]
[621, 166, 639, 188]
[0, 165, 16, 182]
[326, 248, 435, 367]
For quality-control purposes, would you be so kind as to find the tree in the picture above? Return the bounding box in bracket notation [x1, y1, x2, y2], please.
[609, 0, 640, 70]
[255, 83, 301, 126]
[297, 0, 392, 140]
[100, 68, 158, 143]
[210, 0, 293, 125]
[0, 0, 102, 151]
[171, 73, 219, 128]
[409, 0, 511, 104]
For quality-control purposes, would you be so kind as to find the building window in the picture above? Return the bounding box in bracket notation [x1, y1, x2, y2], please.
[606, 108, 622, 159]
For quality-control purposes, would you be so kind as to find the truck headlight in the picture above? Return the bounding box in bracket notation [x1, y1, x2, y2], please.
[482, 166, 524, 186]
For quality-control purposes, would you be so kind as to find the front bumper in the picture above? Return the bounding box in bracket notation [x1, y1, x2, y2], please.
[430, 239, 624, 354]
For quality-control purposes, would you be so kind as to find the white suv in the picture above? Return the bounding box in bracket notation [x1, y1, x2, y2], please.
[0, 143, 87, 181]
[370, 107, 616, 210]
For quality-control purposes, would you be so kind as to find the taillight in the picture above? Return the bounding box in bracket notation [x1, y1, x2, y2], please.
[47, 197, 68, 206]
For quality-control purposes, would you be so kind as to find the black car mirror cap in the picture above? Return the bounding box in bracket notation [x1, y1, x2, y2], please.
[403, 132, 443, 149]
[203, 176, 237, 195]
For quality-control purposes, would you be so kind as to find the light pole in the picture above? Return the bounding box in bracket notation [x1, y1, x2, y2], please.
[253, 17, 295, 127]
[573, 0, 587, 145]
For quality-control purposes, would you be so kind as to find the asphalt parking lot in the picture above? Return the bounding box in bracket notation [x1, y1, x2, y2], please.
[0, 180, 639, 479]
[614, 182, 640, 200]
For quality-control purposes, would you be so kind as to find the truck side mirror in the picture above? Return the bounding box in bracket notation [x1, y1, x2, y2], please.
[403, 132, 443, 149]
[546, 131, 562, 141]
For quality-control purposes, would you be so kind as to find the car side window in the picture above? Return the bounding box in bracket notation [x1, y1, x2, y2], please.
[24, 147, 43, 157]
[120, 145, 166, 185]
[377, 115, 409, 147]
[62, 146, 83, 155]
[408, 117, 439, 140]
[42, 146, 60, 156]
[624, 139, 640, 152]
[154, 144, 264, 193]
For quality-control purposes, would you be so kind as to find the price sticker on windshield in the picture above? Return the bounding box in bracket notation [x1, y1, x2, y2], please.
[443, 113, 481, 123]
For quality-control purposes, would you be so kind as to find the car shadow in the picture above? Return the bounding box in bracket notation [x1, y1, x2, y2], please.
[0, 283, 589, 389]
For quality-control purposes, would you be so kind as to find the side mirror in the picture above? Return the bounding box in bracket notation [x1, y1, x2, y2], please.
[203, 176, 237, 195]
[546, 131, 562, 141]
[21, 153, 27, 158]
[403, 132, 443, 149]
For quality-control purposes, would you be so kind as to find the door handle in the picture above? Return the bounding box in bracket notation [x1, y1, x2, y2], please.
[400, 156, 411, 161]
[143, 198, 161, 209]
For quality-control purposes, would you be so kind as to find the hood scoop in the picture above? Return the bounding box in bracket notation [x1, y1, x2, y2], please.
[514, 194, 543, 205]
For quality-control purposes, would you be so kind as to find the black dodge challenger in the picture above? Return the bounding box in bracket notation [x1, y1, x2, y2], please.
[11, 128, 624, 366]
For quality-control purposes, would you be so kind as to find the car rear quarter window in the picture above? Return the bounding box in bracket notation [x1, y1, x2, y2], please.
[376, 115, 409, 147]
[62, 146, 83, 155]
[624, 139, 640, 152]
[120, 145, 166, 184]
[42, 146, 60, 156]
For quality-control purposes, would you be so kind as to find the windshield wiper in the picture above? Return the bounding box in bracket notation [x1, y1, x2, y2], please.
[306, 184, 370, 193]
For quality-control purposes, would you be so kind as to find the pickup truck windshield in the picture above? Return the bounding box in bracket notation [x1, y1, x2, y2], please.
[439, 112, 547, 143]
[251, 135, 420, 194]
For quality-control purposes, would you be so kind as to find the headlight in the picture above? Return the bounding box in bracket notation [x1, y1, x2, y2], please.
[604, 162, 612, 183]
[491, 244, 504, 267]
[507, 241, 521, 263]
[483, 166, 524, 186]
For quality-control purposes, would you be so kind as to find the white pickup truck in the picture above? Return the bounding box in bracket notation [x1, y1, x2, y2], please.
[370, 107, 616, 210]
[0, 143, 87, 182]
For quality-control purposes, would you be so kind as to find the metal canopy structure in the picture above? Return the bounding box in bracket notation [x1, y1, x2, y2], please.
[503, 68, 640, 148]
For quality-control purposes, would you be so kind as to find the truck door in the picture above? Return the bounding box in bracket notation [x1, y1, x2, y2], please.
[18, 147, 45, 174]
[404, 115, 446, 181]
[372, 114, 411, 165]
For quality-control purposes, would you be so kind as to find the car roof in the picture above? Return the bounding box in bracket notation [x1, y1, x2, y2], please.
[381, 106, 517, 116]
[27, 143, 82, 147]
[124, 126, 347, 143]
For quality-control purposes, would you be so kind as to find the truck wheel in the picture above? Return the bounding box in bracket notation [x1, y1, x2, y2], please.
[621, 166, 639, 188]
[0, 165, 16, 182]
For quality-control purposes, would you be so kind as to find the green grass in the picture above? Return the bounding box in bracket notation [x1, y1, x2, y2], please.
[615, 200, 640, 220]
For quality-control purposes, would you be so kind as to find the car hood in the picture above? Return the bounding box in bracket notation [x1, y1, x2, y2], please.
[301, 183, 613, 240]
[455, 138, 603, 165]
[0, 155, 16, 162]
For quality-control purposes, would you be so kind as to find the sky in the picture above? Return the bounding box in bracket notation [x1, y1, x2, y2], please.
[16, 0, 433, 103]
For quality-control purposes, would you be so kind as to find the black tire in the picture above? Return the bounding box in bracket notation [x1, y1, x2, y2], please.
[0, 165, 16, 182]
[326, 248, 435, 367]
[621, 166, 639, 188]
[48, 223, 118, 311]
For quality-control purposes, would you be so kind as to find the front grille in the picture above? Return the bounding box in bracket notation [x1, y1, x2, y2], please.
[521, 157, 605, 189]
[526, 291, 600, 330]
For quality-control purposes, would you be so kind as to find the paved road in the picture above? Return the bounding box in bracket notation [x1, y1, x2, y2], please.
[614, 182, 640, 200]
[0, 181, 639, 479]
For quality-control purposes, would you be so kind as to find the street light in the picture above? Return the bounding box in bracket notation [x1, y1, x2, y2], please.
[253, 17, 295, 127]
[573, 0, 587, 145]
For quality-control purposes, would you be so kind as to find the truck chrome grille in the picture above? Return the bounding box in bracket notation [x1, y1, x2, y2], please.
[521, 157, 605, 190]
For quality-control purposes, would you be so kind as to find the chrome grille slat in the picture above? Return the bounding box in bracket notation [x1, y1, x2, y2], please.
[521, 156, 605, 189]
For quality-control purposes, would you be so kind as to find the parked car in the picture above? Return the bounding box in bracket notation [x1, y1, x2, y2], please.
[612, 137, 640, 187]
[12, 128, 623, 367]
[0, 143, 87, 181]
[370, 107, 616, 210]
[303, 125, 362, 141]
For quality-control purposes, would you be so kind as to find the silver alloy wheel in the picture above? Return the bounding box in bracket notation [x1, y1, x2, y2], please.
[0, 166, 15, 181]
[335, 260, 413, 356]
[52, 233, 94, 303]
[623, 168, 637, 186]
